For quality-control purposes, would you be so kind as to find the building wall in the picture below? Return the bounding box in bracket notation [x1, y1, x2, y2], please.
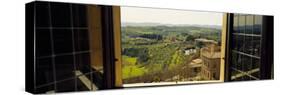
[200, 44, 221, 80]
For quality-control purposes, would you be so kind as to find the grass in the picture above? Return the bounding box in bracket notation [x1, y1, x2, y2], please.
[122, 55, 147, 79]
[122, 65, 146, 79]
[122, 55, 137, 65]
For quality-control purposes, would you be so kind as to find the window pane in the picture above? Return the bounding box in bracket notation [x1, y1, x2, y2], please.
[74, 29, 90, 52]
[55, 55, 75, 81]
[231, 52, 243, 71]
[36, 29, 52, 57]
[238, 15, 246, 33]
[72, 4, 88, 27]
[33, 2, 106, 93]
[36, 58, 55, 86]
[254, 15, 262, 34]
[252, 36, 261, 56]
[52, 29, 73, 54]
[233, 14, 239, 33]
[245, 15, 254, 34]
[55, 78, 76, 92]
[75, 53, 92, 74]
[251, 58, 260, 78]
[230, 14, 263, 81]
[232, 35, 244, 52]
[50, 2, 71, 27]
[35, 2, 50, 27]
[35, 84, 55, 94]
[243, 55, 253, 72]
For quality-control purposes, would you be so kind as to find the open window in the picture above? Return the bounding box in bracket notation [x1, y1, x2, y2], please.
[114, 6, 227, 87]
[26, 1, 273, 94]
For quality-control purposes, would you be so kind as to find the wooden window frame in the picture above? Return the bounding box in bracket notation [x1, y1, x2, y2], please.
[113, 7, 228, 88]
[224, 13, 273, 81]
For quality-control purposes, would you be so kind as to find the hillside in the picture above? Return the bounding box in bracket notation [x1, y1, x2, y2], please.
[121, 24, 221, 84]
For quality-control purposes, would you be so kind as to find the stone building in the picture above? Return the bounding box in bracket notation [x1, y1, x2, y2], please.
[200, 43, 221, 80]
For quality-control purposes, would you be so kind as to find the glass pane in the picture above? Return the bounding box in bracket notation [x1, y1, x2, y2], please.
[36, 58, 55, 86]
[231, 52, 238, 70]
[232, 35, 244, 52]
[254, 15, 262, 34]
[234, 53, 243, 71]
[55, 55, 75, 81]
[245, 15, 254, 34]
[35, 84, 55, 94]
[233, 14, 239, 33]
[72, 4, 88, 27]
[50, 2, 71, 27]
[52, 29, 73, 54]
[252, 36, 261, 56]
[35, 2, 50, 27]
[231, 52, 243, 81]
[243, 55, 253, 72]
[244, 36, 253, 55]
[55, 78, 76, 92]
[74, 29, 90, 52]
[251, 58, 260, 79]
[36, 29, 52, 57]
[75, 53, 92, 74]
[230, 13, 264, 81]
[238, 15, 246, 33]
[32, 1, 114, 93]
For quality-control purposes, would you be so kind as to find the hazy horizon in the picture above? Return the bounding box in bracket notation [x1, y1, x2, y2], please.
[121, 7, 223, 26]
[121, 22, 222, 26]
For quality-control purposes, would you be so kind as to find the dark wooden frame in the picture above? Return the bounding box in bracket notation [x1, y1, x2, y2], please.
[224, 13, 274, 81]
[25, 2, 35, 93]
[101, 6, 116, 89]
[260, 16, 274, 79]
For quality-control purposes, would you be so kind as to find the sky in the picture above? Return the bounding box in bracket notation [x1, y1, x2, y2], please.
[121, 6, 223, 26]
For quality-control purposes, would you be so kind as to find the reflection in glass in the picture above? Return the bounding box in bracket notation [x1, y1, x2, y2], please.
[245, 15, 254, 34]
[230, 14, 262, 81]
[254, 15, 262, 34]
[36, 58, 54, 86]
[32, 1, 104, 93]
[232, 35, 243, 51]
[238, 15, 246, 33]
[233, 14, 239, 33]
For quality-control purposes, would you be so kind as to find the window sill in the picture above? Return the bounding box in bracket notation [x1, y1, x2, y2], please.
[122, 80, 223, 87]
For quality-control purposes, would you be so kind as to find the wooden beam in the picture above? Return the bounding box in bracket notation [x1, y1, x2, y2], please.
[220, 13, 228, 81]
[112, 6, 122, 87]
[87, 5, 104, 72]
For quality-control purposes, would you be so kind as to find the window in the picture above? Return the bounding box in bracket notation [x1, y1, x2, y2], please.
[120, 6, 224, 86]
[230, 14, 262, 80]
[226, 13, 273, 81]
[26, 1, 107, 93]
[26, 1, 274, 94]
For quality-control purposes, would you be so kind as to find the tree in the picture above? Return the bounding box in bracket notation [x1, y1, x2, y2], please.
[185, 35, 195, 41]
[196, 41, 204, 48]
